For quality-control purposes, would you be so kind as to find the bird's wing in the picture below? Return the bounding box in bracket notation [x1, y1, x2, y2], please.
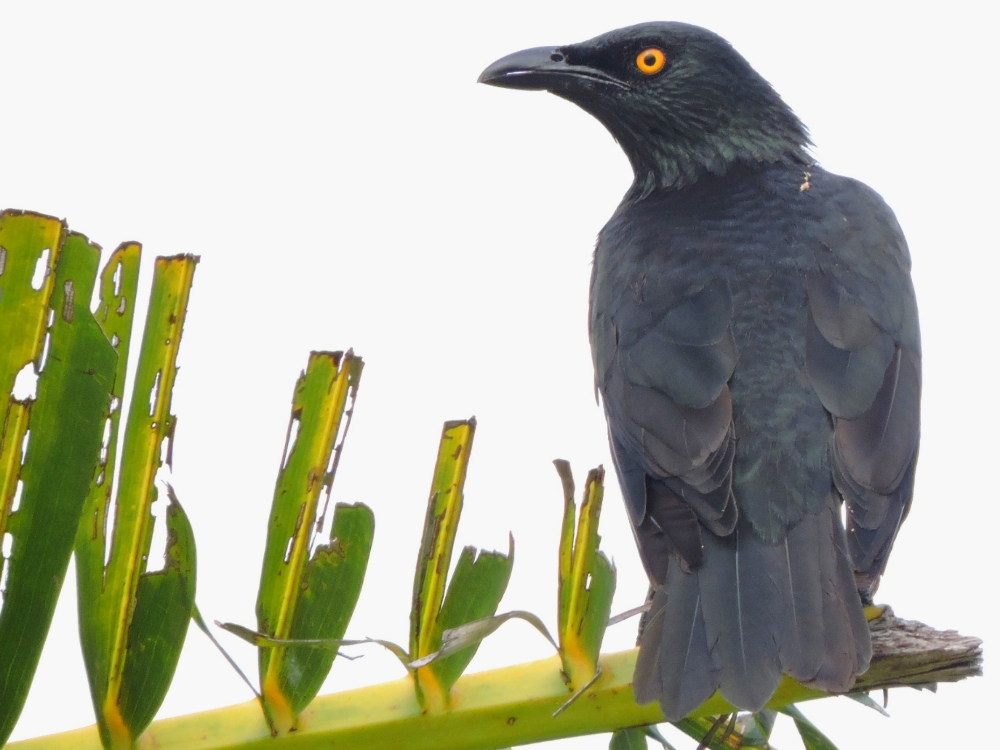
[805, 177, 921, 593]
[594, 275, 738, 579]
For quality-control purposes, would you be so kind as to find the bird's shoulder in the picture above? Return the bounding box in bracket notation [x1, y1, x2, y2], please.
[593, 164, 917, 339]
[800, 168, 920, 353]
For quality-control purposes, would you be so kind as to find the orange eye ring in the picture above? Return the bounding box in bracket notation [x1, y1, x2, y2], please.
[636, 47, 667, 75]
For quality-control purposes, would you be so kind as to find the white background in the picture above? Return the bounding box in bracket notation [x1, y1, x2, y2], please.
[2, 1, 995, 748]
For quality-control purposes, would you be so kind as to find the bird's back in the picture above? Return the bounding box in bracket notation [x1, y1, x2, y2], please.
[591, 162, 919, 718]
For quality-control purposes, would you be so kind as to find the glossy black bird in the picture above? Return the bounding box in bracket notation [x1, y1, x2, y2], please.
[480, 23, 920, 719]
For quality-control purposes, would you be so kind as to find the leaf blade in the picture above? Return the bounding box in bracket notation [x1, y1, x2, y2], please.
[610, 728, 648, 750]
[409, 418, 476, 709]
[427, 539, 514, 692]
[557, 465, 616, 687]
[781, 705, 841, 750]
[255, 351, 365, 731]
[278, 502, 375, 716]
[0, 223, 118, 746]
[118, 488, 196, 735]
[76, 242, 141, 734]
[75, 253, 198, 749]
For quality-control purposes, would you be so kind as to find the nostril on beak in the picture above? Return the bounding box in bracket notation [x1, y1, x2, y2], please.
[550, 52, 564, 62]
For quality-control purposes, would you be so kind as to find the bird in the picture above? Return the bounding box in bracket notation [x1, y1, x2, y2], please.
[479, 22, 920, 721]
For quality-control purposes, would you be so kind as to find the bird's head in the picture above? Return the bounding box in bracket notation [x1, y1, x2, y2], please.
[479, 22, 810, 194]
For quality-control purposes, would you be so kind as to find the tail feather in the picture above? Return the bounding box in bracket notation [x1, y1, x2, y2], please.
[632, 499, 871, 719]
[783, 497, 869, 690]
[698, 520, 783, 712]
[655, 565, 719, 719]
[813, 556, 861, 688]
[776, 505, 826, 681]
[634, 568, 719, 721]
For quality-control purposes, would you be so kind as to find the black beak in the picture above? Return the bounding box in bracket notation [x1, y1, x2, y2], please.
[478, 46, 628, 92]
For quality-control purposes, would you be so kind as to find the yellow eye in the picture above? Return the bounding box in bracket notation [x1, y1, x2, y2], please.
[636, 48, 667, 75]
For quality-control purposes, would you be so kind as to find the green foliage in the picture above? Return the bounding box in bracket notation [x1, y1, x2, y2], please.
[75, 253, 199, 749]
[782, 705, 841, 750]
[0, 215, 119, 746]
[611, 728, 650, 750]
[409, 419, 514, 710]
[555, 461, 616, 689]
[254, 351, 373, 731]
[0, 213, 200, 750]
[117, 489, 196, 738]
[279, 502, 375, 712]
[431, 540, 514, 693]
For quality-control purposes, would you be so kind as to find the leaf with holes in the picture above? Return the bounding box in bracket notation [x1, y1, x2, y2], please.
[0, 215, 120, 746]
[410, 418, 516, 711]
[255, 351, 371, 733]
[75, 241, 140, 734]
[404, 419, 516, 709]
[75, 253, 198, 750]
[554, 461, 615, 689]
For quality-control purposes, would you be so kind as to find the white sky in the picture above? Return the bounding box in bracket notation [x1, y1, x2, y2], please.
[2, 1, 996, 748]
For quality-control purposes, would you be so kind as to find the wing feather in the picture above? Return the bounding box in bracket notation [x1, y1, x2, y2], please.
[805, 262, 920, 595]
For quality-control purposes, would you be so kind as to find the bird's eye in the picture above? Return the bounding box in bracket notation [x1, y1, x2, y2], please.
[636, 48, 667, 75]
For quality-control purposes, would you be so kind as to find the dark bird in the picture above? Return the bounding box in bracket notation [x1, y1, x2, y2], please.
[480, 23, 920, 720]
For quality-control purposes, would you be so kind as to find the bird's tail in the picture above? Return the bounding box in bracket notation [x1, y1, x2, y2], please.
[632, 494, 870, 721]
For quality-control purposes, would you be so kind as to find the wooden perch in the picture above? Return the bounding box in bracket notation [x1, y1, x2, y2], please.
[856, 606, 983, 691]
[8, 608, 983, 750]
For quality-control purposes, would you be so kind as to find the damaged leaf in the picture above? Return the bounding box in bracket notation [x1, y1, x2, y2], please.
[426, 539, 515, 693]
[75, 241, 141, 737]
[255, 351, 373, 733]
[554, 460, 615, 689]
[0, 216, 118, 746]
[409, 419, 513, 711]
[75, 252, 198, 750]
